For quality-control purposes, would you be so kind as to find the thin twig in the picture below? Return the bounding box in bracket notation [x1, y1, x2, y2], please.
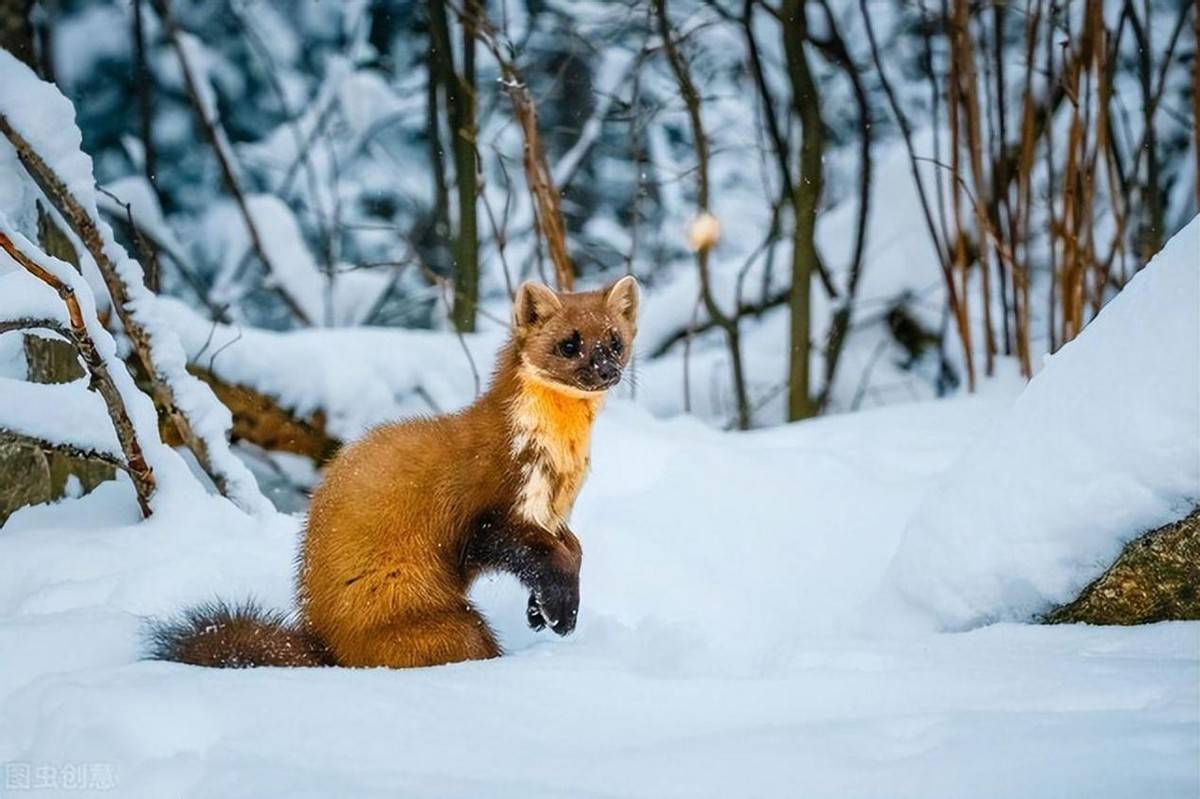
[449, 0, 575, 291]
[0, 427, 127, 472]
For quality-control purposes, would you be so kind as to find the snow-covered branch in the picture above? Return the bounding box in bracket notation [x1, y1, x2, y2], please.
[0, 230, 156, 515]
[0, 53, 271, 514]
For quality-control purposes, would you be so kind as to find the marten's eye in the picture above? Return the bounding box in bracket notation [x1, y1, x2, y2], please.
[556, 331, 582, 358]
[609, 332, 623, 355]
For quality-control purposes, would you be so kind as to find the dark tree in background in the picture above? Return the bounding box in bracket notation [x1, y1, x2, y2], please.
[0, 0, 35, 69]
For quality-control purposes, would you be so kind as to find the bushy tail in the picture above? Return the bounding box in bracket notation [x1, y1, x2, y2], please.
[146, 599, 334, 668]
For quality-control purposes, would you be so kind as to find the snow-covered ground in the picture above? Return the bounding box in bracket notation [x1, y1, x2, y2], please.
[1, 391, 1197, 797]
[2, 220, 1198, 797]
[1, 30, 1197, 797]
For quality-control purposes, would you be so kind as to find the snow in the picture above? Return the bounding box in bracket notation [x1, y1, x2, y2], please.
[0, 221, 202, 509]
[0, 50, 271, 515]
[3, 5, 1197, 795]
[0, 376, 121, 459]
[1, 398, 1197, 796]
[0, 271, 69, 325]
[160, 296, 504, 439]
[200, 194, 390, 328]
[880, 217, 1200, 631]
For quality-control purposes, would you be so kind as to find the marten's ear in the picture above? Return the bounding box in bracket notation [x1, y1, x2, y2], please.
[513, 281, 563, 330]
[605, 275, 639, 326]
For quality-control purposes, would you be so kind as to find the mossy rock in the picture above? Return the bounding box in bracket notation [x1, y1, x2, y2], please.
[1045, 507, 1200, 625]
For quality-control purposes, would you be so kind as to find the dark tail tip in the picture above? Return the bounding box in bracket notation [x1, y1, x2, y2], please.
[145, 598, 334, 668]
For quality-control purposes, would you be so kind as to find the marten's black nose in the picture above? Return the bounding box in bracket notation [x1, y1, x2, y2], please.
[589, 352, 620, 385]
[596, 361, 619, 383]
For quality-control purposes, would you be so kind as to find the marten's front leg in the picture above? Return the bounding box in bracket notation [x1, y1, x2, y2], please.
[466, 515, 581, 636]
[525, 527, 581, 634]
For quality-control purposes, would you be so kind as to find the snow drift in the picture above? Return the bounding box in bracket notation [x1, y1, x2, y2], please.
[881, 217, 1200, 631]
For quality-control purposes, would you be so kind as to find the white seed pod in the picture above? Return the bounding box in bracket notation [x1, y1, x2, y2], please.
[687, 212, 721, 252]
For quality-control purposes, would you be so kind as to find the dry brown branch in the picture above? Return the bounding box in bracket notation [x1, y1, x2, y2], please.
[1044, 4, 1059, 353]
[860, 0, 976, 392]
[1010, 0, 1043, 378]
[0, 231, 155, 516]
[149, 0, 312, 325]
[452, 0, 574, 291]
[0, 317, 66, 336]
[951, 0, 996, 375]
[0, 110, 254, 510]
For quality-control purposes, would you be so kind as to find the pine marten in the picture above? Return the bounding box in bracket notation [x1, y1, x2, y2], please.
[149, 277, 639, 669]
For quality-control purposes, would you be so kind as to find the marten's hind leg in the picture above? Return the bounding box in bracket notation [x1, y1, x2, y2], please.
[335, 607, 500, 669]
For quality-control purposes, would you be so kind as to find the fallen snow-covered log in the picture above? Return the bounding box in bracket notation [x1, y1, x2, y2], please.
[162, 296, 500, 442]
[185, 367, 340, 464]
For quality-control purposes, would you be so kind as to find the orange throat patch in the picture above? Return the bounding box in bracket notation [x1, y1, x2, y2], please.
[509, 365, 604, 531]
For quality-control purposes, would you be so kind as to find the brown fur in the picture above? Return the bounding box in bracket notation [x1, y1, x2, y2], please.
[146, 600, 334, 668]
[150, 278, 638, 669]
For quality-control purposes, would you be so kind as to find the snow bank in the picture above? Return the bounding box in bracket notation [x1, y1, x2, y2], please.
[880, 217, 1200, 630]
[161, 297, 505, 439]
[200, 194, 390, 327]
[0, 400, 1196, 797]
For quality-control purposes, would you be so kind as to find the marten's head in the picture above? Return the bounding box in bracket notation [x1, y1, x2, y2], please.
[512, 276, 639, 395]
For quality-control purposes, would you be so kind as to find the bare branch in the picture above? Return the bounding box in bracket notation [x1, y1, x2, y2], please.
[0, 108, 265, 513]
[0, 317, 68, 337]
[0, 427, 128, 473]
[450, 0, 575, 291]
[655, 0, 753, 429]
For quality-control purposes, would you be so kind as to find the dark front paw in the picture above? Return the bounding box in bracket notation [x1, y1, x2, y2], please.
[531, 571, 579, 636]
[526, 593, 546, 631]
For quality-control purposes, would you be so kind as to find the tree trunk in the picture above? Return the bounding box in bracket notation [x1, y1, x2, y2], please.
[1045, 507, 1200, 625]
[0, 0, 35, 69]
[430, 0, 480, 333]
[424, 14, 451, 266]
[782, 0, 822, 421]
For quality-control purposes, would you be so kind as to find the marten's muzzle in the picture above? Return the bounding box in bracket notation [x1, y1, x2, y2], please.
[577, 344, 622, 391]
